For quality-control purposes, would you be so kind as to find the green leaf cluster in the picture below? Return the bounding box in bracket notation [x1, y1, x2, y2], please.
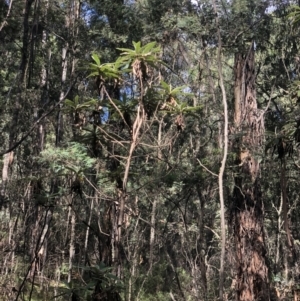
[39, 142, 96, 175]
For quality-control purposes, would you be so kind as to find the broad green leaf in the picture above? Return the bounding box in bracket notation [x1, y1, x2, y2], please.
[133, 41, 141, 52]
[142, 41, 157, 54]
[117, 47, 136, 55]
[91, 53, 100, 66]
[64, 99, 76, 108]
[160, 80, 170, 91]
[87, 71, 100, 78]
[74, 95, 79, 106]
[170, 85, 187, 95]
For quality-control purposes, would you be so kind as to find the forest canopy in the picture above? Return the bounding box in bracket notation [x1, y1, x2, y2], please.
[1, 0, 300, 300]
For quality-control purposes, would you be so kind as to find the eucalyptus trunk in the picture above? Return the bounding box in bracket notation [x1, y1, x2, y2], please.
[232, 43, 270, 301]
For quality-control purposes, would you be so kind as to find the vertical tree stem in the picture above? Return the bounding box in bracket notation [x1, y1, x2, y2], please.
[212, 1, 228, 300]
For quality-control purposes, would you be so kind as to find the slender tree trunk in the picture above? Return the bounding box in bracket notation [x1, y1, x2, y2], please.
[56, 44, 68, 146]
[20, 0, 34, 84]
[280, 159, 295, 259]
[68, 205, 76, 283]
[5, 211, 19, 275]
[212, 1, 228, 299]
[83, 198, 93, 268]
[0, 0, 13, 32]
[1, 153, 12, 197]
[115, 189, 126, 278]
[232, 43, 270, 301]
[149, 199, 156, 270]
[128, 217, 140, 301]
[56, 0, 73, 146]
[196, 186, 207, 298]
[38, 0, 50, 152]
[1, 0, 33, 198]
[274, 193, 282, 274]
[147, 119, 163, 271]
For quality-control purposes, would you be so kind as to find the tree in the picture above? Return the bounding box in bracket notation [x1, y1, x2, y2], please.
[231, 41, 270, 301]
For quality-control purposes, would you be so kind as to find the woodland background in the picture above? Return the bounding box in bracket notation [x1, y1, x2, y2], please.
[1, 0, 300, 300]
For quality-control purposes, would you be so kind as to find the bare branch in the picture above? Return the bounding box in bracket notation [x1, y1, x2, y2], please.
[197, 158, 218, 177]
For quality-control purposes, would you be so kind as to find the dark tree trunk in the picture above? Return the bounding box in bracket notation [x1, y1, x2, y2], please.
[232, 179, 269, 301]
[231, 43, 270, 301]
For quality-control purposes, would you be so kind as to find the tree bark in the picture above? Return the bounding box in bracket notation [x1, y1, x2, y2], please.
[232, 43, 270, 301]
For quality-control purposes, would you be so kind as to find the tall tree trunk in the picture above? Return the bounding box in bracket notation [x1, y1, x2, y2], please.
[1, 0, 33, 198]
[20, 0, 34, 84]
[232, 43, 270, 301]
[212, 1, 228, 298]
[68, 204, 76, 283]
[56, 0, 72, 146]
[196, 186, 207, 298]
[149, 198, 156, 270]
[38, 0, 50, 152]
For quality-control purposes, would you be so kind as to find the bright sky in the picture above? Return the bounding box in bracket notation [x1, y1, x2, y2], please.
[190, 0, 276, 14]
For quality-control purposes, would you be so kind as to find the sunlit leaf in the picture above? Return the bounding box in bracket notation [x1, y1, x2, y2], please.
[91, 53, 100, 66]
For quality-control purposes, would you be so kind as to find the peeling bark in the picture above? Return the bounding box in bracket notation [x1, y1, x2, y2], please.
[232, 43, 270, 301]
[232, 180, 269, 301]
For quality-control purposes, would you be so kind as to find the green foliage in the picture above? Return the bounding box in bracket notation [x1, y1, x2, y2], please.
[83, 263, 124, 293]
[64, 95, 97, 112]
[88, 53, 121, 79]
[57, 263, 124, 301]
[160, 80, 188, 98]
[288, 5, 300, 27]
[39, 142, 96, 175]
[117, 41, 162, 68]
[159, 81, 202, 117]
